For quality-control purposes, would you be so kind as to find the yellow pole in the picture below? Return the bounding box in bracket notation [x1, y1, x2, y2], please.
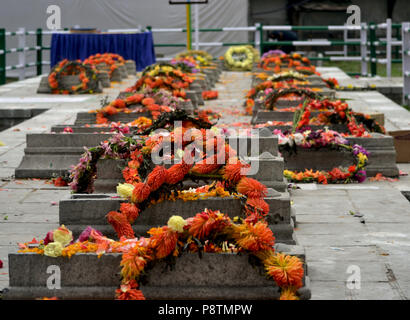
[186, 4, 192, 50]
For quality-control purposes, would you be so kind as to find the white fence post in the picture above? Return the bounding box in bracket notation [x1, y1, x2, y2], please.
[343, 24, 348, 57]
[194, 4, 199, 50]
[18, 27, 25, 80]
[386, 18, 392, 78]
[254, 23, 260, 52]
[360, 22, 368, 76]
[402, 22, 410, 105]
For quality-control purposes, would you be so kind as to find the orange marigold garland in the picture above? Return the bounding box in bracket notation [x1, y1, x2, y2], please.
[106, 211, 135, 239]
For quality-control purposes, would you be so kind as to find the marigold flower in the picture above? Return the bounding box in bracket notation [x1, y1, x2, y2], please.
[103, 105, 118, 116]
[232, 221, 275, 252]
[116, 183, 135, 199]
[116, 287, 146, 300]
[131, 182, 151, 203]
[245, 197, 270, 216]
[280, 287, 300, 300]
[236, 177, 268, 198]
[186, 210, 231, 240]
[120, 203, 140, 223]
[120, 245, 148, 281]
[147, 226, 179, 259]
[265, 253, 304, 289]
[107, 211, 135, 239]
[191, 156, 221, 175]
[223, 162, 250, 183]
[53, 225, 73, 247]
[165, 163, 191, 185]
[146, 166, 168, 191]
[44, 242, 63, 257]
[167, 215, 187, 233]
[110, 99, 126, 109]
[141, 97, 155, 106]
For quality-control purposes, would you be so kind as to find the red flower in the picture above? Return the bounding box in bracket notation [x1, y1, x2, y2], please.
[233, 220, 275, 251]
[186, 210, 231, 240]
[0, 259, 3, 268]
[236, 177, 267, 198]
[223, 162, 250, 183]
[147, 226, 179, 259]
[111, 99, 126, 109]
[165, 163, 191, 185]
[125, 94, 144, 105]
[120, 203, 140, 223]
[131, 183, 151, 203]
[245, 197, 270, 216]
[146, 166, 168, 191]
[106, 211, 135, 239]
[142, 97, 155, 106]
[265, 253, 304, 289]
[53, 177, 68, 187]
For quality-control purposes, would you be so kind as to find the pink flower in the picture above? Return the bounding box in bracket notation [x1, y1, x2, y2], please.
[78, 226, 103, 242]
[43, 231, 54, 245]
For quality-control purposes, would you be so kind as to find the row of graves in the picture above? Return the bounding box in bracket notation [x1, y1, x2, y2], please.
[37, 53, 137, 94]
[7, 49, 309, 301]
[5, 46, 399, 301]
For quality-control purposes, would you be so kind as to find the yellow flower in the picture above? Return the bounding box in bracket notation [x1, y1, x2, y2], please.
[117, 183, 135, 199]
[53, 225, 73, 247]
[44, 242, 63, 257]
[358, 153, 368, 166]
[167, 215, 187, 233]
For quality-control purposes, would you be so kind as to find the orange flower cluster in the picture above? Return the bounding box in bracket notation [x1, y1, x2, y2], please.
[126, 71, 192, 98]
[202, 90, 218, 100]
[94, 93, 173, 124]
[84, 53, 126, 78]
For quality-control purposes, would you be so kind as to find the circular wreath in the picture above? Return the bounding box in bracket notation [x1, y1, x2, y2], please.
[176, 50, 213, 66]
[48, 60, 99, 94]
[263, 88, 323, 110]
[224, 46, 254, 71]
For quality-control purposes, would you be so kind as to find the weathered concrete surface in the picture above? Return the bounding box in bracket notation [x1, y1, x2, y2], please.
[292, 183, 410, 300]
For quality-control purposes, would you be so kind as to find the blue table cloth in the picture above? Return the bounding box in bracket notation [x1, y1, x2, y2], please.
[50, 32, 156, 71]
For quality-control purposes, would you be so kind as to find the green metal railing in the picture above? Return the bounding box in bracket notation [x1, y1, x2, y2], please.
[0, 21, 405, 84]
[0, 28, 50, 84]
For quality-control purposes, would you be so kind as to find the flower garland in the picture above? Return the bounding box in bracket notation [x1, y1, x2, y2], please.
[261, 87, 323, 110]
[294, 99, 386, 136]
[18, 212, 305, 300]
[69, 110, 218, 193]
[109, 126, 271, 238]
[93, 88, 182, 124]
[125, 72, 192, 98]
[275, 129, 369, 184]
[176, 50, 214, 67]
[170, 57, 200, 74]
[83, 53, 125, 79]
[224, 46, 255, 71]
[48, 60, 99, 94]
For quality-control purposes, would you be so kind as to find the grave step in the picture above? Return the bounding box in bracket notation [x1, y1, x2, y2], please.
[59, 190, 296, 244]
[4, 245, 310, 300]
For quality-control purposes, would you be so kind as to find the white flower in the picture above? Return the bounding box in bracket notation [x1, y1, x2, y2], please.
[293, 133, 305, 145]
